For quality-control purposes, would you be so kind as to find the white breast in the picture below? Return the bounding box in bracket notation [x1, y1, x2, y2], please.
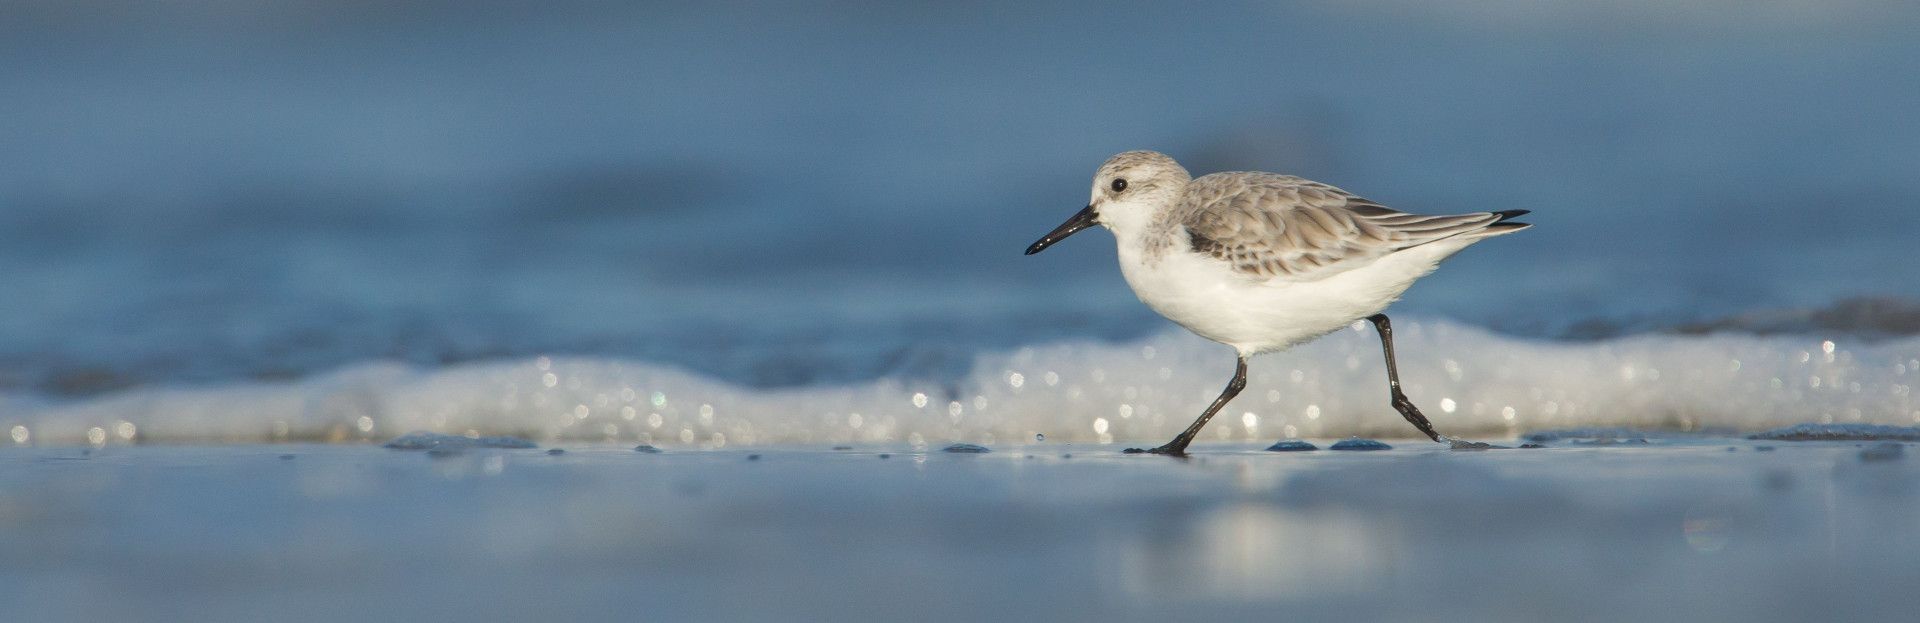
[1117, 234, 1474, 356]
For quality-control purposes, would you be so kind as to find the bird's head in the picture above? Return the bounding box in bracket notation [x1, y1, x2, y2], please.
[1026, 150, 1191, 255]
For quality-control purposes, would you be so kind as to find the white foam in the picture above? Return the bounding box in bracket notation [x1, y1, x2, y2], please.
[3, 320, 1917, 446]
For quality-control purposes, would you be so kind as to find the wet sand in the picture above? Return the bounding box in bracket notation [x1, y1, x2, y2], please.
[2, 438, 1916, 622]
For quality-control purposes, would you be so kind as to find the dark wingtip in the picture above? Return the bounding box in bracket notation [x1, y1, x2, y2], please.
[1492, 209, 1531, 221]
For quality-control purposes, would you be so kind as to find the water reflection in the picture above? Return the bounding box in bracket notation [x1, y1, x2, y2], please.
[1116, 503, 1389, 602]
[1683, 503, 1733, 553]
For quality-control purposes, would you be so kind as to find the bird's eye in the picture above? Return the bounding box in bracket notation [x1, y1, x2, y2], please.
[1111, 178, 1128, 192]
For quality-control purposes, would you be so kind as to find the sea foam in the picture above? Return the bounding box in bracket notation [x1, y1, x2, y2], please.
[3, 320, 1917, 447]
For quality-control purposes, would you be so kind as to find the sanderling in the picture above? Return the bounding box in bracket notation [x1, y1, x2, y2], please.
[1026, 150, 1530, 455]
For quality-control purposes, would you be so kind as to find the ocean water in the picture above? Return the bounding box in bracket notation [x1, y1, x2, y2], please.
[3, 1, 1920, 442]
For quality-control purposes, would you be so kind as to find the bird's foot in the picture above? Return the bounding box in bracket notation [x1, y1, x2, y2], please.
[1438, 436, 1505, 450]
[1123, 443, 1188, 456]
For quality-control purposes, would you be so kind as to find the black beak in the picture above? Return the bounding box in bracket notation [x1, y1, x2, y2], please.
[1025, 205, 1098, 255]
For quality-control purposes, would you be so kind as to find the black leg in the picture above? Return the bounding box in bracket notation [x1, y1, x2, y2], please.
[1126, 356, 1247, 456]
[1366, 314, 1443, 442]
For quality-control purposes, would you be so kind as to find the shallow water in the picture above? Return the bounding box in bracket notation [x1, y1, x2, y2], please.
[2, 439, 1915, 622]
[6, 4, 1917, 619]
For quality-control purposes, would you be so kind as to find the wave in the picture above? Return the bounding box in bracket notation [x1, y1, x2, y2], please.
[2, 319, 1916, 446]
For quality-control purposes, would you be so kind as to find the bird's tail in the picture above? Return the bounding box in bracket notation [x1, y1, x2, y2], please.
[1471, 209, 1532, 237]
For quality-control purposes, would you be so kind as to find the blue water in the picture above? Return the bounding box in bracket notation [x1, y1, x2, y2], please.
[3, 1, 1919, 406]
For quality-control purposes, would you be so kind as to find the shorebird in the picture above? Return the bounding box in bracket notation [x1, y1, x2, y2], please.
[1025, 150, 1530, 455]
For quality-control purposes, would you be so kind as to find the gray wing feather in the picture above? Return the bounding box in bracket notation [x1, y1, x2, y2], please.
[1179, 173, 1505, 282]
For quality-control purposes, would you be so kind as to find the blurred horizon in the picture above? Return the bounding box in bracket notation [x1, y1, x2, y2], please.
[3, 0, 1918, 397]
